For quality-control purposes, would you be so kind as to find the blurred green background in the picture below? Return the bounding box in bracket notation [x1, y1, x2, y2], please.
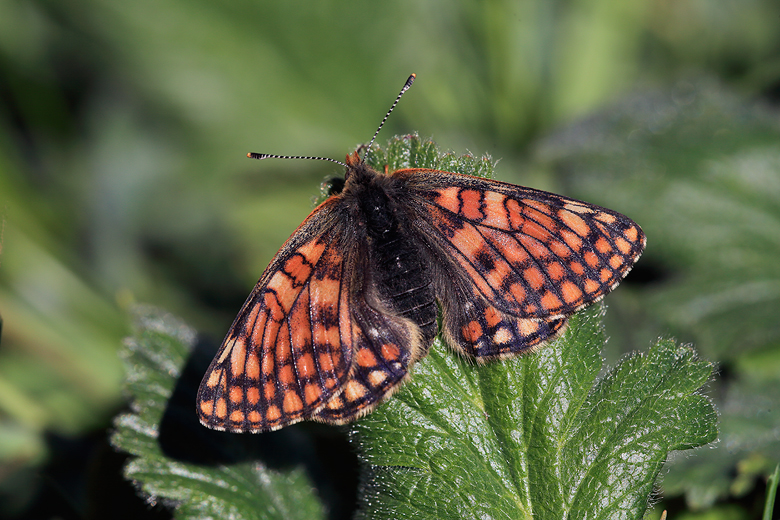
[1, 0, 780, 518]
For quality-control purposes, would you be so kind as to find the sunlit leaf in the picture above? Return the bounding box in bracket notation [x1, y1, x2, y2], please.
[353, 306, 716, 520]
[536, 81, 780, 507]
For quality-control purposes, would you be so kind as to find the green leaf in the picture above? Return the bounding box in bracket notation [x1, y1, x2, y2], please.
[537, 80, 780, 362]
[111, 138, 715, 519]
[364, 134, 494, 177]
[535, 81, 780, 507]
[364, 136, 716, 518]
[110, 307, 325, 520]
[352, 306, 716, 520]
[763, 464, 780, 520]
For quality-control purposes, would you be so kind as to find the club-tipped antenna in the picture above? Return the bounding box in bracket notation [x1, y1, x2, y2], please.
[362, 73, 416, 163]
[247, 152, 348, 168]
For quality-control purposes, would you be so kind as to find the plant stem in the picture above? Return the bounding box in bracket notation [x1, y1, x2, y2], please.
[763, 463, 780, 520]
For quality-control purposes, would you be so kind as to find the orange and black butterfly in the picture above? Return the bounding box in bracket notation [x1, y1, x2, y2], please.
[197, 75, 646, 432]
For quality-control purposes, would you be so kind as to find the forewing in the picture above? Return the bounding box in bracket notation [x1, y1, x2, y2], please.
[197, 199, 355, 432]
[394, 169, 646, 320]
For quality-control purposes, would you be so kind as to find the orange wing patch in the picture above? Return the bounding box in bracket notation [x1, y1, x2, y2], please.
[197, 202, 356, 432]
[439, 267, 568, 359]
[392, 167, 644, 360]
[311, 296, 420, 423]
[399, 169, 646, 323]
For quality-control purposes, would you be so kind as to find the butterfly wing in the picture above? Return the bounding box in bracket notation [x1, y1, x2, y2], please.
[438, 265, 569, 359]
[309, 294, 418, 424]
[197, 198, 359, 432]
[197, 196, 424, 431]
[393, 168, 645, 357]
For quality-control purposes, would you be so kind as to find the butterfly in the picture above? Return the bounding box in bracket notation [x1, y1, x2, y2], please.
[197, 74, 646, 432]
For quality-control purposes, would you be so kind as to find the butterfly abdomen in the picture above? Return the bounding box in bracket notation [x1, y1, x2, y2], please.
[370, 227, 438, 347]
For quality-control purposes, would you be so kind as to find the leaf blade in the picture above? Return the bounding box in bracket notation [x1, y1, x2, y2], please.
[110, 307, 325, 520]
[353, 306, 716, 520]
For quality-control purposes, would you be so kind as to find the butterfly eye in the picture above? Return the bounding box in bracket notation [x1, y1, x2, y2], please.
[321, 176, 345, 196]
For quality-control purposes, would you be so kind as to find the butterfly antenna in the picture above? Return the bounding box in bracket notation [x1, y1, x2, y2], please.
[248, 74, 415, 168]
[247, 152, 348, 168]
[362, 73, 416, 163]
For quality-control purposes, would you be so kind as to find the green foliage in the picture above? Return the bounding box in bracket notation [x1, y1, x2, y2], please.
[353, 306, 715, 520]
[111, 305, 716, 519]
[109, 139, 717, 518]
[536, 82, 780, 507]
[110, 307, 324, 520]
[2, 1, 778, 516]
[366, 134, 494, 178]
[539, 81, 780, 362]
[763, 464, 780, 520]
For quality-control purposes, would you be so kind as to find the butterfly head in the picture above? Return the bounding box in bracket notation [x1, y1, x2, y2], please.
[319, 150, 378, 199]
[343, 150, 381, 189]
